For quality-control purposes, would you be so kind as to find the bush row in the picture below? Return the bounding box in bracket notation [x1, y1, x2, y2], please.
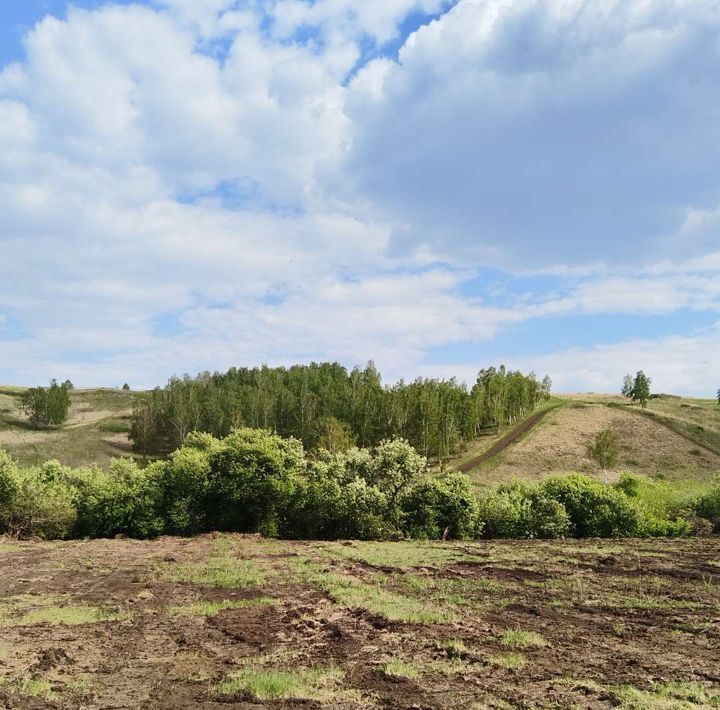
[0, 430, 715, 541]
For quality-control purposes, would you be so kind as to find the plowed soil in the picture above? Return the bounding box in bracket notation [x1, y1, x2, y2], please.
[1, 535, 719, 709]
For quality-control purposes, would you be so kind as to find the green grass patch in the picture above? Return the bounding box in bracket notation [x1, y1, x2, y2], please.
[616, 681, 720, 708]
[488, 652, 527, 670]
[97, 419, 131, 433]
[382, 660, 421, 679]
[0, 677, 55, 700]
[217, 666, 344, 701]
[614, 596, 702, 611]
[167, 543, 267, 589]
[500, 629, 549, 649]
[290, 558, 453, 623]
[435, 638, 471, 659]
[320, 541, 465, 569]
[167, 597, 275, 617]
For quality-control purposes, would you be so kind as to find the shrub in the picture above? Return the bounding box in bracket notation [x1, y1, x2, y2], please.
[540, 474, 640, 537]
[206, 428, 305, 536]
[694, 486, 720, 533]
[286, 476, 390, 540]
[0, 449, 17, 510]
[153, 446, 213, 535]
[401, 473, 481, 540]
[477, 482, 570, 539]
[0, 467, 76, 539]
[71, 459, 163, 539]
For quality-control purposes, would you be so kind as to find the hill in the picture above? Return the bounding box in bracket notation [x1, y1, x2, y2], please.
[455, 393, 720, 493]
[1, 386, 719, 494]
[0, 387, 134, 467]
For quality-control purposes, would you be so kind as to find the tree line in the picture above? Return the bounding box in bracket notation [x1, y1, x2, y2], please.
[130, 362, 552, 462]
[0, 430, 706, 542]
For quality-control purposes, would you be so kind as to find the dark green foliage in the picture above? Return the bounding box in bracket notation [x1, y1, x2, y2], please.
[66, 459, 164, 539]
[540, 474, 640, 537]
[694, 486, 720, 533]
[630, 371, 652, 409]
[0, 455, 77, 539]
[401, 473, 481, 540]
[129, 362, 548, 463]
[0, 434, 699, 542]
[0, 449, 17, 510]
[205, 428, 305, 536]
[288, 476, 390, 540]
[478, 482, 571, 539]
[20, 379, 71, 428]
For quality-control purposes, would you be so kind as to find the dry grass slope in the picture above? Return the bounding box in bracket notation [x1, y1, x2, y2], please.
[0, 387, 135, 467]
[459, 393, 720, 490]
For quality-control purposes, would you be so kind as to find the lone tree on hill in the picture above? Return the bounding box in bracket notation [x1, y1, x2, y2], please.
[630, 371, 652, 409]
[20, 379, 71, 429]
[716, 388, 720, 407]
[587, 429, 619, 484]
[621, 374, 634, 399]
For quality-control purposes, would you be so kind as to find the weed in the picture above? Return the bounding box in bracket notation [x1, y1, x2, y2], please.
[435, 638, 471, 659]
[17, 605, 124, 626]
[290, 558, 453, 623]
[167, 544, 266, 589]
[0, 676, 55, 700]
[615, 681, 720, 708]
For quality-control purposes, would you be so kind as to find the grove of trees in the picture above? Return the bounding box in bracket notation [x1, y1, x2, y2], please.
[130, 363, 552, 463]
[19, 379, 72, 429]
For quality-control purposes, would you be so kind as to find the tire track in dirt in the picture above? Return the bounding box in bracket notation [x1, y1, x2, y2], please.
[457, 403, 564, 473]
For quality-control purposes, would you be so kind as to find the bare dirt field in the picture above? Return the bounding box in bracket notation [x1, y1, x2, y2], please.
[1, 535, 719, 709]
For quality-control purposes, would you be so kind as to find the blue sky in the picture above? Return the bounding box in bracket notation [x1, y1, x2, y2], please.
[0, 0, 719, 394]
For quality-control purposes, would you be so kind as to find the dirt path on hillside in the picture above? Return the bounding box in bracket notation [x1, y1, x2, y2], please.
[457, 406, 560, 473]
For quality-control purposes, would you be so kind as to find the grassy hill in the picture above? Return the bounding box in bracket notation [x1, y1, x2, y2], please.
[0, 387, 134, 467]
[1, 386, 719, 494]
[448, 393, 720, 493]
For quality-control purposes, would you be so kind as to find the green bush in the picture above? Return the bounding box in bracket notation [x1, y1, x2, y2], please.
[206, 428, 305, 536]
[287, 475, 390, 540]
[153, 446, 213, 535]
[71, 459, 163, 539]
[401, 473, 481, 540]
[0, 467, 76, 539]
[0, 449, 17, 510]
[540, 474, 640, 537]
[477, 482, 570, 539]
[694, 486, 720, 533]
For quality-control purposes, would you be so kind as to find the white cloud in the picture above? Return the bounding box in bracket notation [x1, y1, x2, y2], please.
[0, 0, 718, 392]
[343, 0, 720, 269]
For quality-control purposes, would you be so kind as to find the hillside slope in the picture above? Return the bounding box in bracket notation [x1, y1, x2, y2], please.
[0, 387, 134, 467]
[463, 394, 720, 490]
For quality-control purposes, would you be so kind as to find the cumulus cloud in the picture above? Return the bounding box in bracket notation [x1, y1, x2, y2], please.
[0, 0, 718, 391]
[343, 0, 720, 268]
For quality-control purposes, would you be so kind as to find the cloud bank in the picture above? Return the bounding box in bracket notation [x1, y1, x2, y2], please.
[0, 0, 718, 393]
